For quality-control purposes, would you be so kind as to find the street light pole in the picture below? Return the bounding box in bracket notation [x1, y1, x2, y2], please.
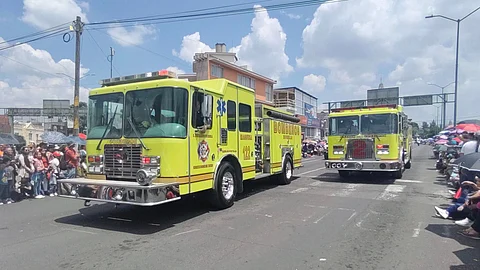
[425, 6, 480, 127]
[453, 19, 460, 127]
[427, 82, 454, 128]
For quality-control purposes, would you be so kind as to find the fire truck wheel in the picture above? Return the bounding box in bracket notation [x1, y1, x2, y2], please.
[338, 170, 350, 178]
[393, 168, 403, 179]
[210, 162, 237, 209]
[405, 152, 412, 169]
[278, 156, 293, 185]
[404, 160, 411, 169]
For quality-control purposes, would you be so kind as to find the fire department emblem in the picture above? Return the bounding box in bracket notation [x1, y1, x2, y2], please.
[197, 140, 210, 162]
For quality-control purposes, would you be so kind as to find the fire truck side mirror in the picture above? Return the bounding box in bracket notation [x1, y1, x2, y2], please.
[202, 95, 213, 128]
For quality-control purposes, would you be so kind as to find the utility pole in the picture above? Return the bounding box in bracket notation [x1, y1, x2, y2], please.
[107, 47, 115, 78]
[73, 16, 84, 136]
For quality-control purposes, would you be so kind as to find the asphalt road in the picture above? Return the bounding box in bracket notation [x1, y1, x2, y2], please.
[1, 145, 479, 270]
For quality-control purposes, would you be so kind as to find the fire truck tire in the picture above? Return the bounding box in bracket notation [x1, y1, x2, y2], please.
[393, 169, 403, 179]
[210, 162, 237, 209]
[278, 155, 293, 185]
[405, 152, 412, 169]
[338, 170, 350, 178]
[404, 160, 411, 169]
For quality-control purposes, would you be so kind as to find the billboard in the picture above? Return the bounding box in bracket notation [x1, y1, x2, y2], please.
[367, 87, 399, 105]
[304, 103, 317, 127]
[43, 99, 70, 116]
[403, 95, 433, 106]
[340, 100, 366, 108]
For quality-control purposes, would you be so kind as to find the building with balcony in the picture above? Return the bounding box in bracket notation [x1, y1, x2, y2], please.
[191, 43, 276, 104]
[273, 87, 319, 138]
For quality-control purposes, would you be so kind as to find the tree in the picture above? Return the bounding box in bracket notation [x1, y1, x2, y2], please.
[411, 122, 420, 136]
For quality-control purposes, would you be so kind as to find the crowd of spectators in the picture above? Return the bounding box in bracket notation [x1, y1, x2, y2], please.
[0, 143, 86, 204]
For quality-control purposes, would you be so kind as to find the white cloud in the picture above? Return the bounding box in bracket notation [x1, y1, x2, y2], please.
[0, 37, 90, 107]
[166, 66, 185, 74]
[107, 25, 156, 47]
[22, 0, 88, 29]
[297, 0, 480, 123]
[280, 11, 302, 20]
[230, 5, 293, 81]
[172, 32, 213, 63]
[301, 74, 326, 96]
[173, 6, 293, 81]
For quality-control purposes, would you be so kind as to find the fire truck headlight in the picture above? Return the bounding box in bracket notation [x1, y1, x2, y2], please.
[136, 169, 156, 186]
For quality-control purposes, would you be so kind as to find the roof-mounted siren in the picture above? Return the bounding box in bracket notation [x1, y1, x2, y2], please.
[100, 69, 177, 86]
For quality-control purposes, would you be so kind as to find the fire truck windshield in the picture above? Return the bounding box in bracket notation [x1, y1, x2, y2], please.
[88, 93, 124, 139]
[360, 114, 398, 134]
[124, 87, 188, 138]
[329, 116, 359, 135]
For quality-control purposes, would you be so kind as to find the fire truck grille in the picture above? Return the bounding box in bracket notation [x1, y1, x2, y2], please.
[346, 139, 374, 160]
[104, 144, 142, 180]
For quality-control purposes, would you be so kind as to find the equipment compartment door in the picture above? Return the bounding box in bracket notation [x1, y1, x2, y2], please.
[237, 88, 256, 180]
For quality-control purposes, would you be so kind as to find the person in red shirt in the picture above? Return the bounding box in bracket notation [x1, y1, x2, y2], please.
[64, 144, 79, 178]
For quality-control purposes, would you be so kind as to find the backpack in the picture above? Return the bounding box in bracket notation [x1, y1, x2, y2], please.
[59, 154, 68, 170]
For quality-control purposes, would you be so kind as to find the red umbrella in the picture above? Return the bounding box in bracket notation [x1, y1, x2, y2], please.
[78, 133, 87, 140]
[456, 124, 480, 132]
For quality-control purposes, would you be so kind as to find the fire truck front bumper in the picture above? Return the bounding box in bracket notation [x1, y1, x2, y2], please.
[57, 178, 181, 206]
[325, 160, 402, 172]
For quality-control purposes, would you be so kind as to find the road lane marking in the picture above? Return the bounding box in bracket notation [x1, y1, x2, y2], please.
[355, 212, 370, 228]
[302, 158, 324, 164]
[396, 179, 423, 183]
[309, 181, 322, 186]
[64, 228, 97, 235]
[375, 184, 406, 201]
[297, 167, 326, 176]
[172, 229, 200, 237]
[304, 204, 327, 209]
[290, 187, 309, 193]
[412, 222, 422, 238]
[329, 184, 361, 197]
[314, 210, 333, 224]
[347, 212, 357, 221]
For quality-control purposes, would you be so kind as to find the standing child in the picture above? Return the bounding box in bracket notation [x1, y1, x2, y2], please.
[48, 152, 61, 196]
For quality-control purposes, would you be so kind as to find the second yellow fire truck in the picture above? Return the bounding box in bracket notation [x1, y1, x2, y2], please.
[325, 104, 413, 179]
[58, 70, 302, 209]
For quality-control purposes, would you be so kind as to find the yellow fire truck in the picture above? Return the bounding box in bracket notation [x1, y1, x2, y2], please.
[324, 104, 412, 179]
[58, 70, 302, 209]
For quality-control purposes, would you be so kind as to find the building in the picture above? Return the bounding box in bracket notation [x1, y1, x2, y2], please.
[191, 43, 276, 104]
[14, 121, 44, 144]
[317, 110, 329, 139]
[273, 87, 319, 138]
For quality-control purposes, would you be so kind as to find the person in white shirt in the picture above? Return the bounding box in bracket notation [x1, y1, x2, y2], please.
[460, 132, 480, 156]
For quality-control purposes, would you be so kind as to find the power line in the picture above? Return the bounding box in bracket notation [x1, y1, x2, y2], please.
[85, 29, 122, 76]
[87, 0, 273, 26]
[0, 29, 66, 52]
[91, 28, 190, 69]
[0, 54, 66, 78]
[0, 22, 70, 45]
[87, 0, 347, 29]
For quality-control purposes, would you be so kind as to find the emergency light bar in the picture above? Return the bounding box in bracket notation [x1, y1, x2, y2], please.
[100, 69, 177, 87]
[331, 104, 398, 113]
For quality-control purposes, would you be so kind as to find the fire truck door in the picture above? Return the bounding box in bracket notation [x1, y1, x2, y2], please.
[189, 90, 216, 192]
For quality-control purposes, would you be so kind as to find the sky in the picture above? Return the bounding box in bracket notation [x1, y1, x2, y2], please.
[0, 0, 479, 125]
